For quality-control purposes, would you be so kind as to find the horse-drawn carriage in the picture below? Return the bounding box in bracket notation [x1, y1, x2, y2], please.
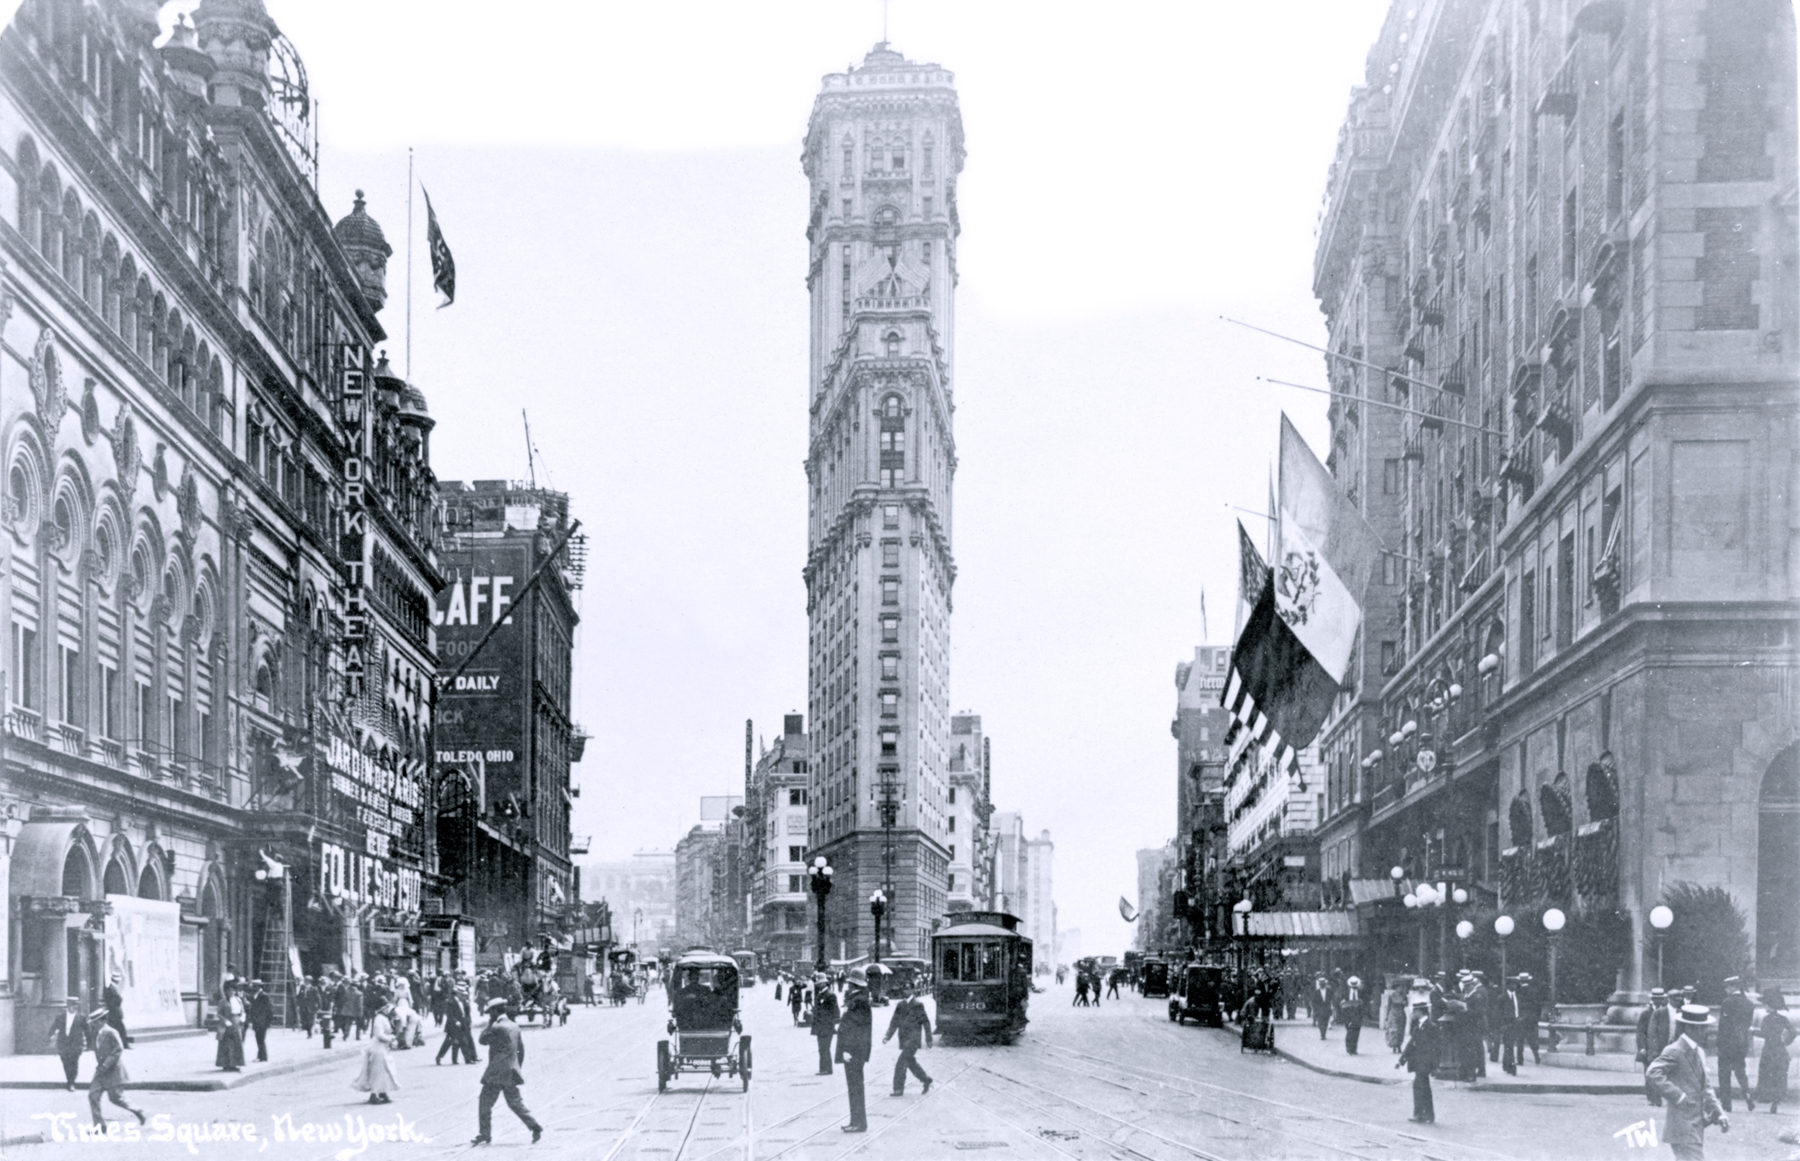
[513, 957, 569, 1027]
[656, 949, 751, 1092]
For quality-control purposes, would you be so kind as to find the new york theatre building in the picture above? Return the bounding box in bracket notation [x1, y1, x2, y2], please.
[1311, 0, 1797, 997]
[0, 0, 442, 1053]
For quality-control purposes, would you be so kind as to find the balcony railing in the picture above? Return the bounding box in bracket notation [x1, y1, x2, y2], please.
[1537, 48, 1579, 118]
[4, 704, 43, 742]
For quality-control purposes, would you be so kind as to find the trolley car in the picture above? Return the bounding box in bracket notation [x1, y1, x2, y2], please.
[731, 950, 757, 987]
[932, 910, 1031, 1044]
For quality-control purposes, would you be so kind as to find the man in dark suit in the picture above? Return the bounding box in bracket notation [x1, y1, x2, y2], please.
[296, 977, 319, 1039]
[812, 975, 840, 1075]
[340, 977, 364, 1041]
[473, 997, 542, 1145]
[836, 967, 873, 1132]
[437, 982, 480, 1065]
[102, 975, 130, 1048]
[246, 979, 274, 1063]
[1515, 972, 1542, 1064]
[1638, 988, 1674, 1107]
[883, 984, 934, 1095]
[50, 997, 87, 1090]
[1496, 975, 1523, 1075]
[1397, 982, 1439, 1125]
[1341, 976, 1367, 1055]
[1715, 976, 1755, 1112]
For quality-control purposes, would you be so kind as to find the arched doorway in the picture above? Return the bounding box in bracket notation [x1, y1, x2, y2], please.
[200, 877, 225, 1000]
[1758, 745, 1800, 977]
[62, 847, 100, 1012]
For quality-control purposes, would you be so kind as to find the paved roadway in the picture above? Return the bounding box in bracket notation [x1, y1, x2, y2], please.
[4, 982, 1796, 1160]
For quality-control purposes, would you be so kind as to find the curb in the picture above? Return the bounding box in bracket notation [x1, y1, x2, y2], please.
[0, 1041, 385, 1093]
[1221, 1022, 1399, 1086]
[1219, 1023, 1652, 1094]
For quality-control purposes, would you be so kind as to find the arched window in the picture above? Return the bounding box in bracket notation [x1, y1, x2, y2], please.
[16, 137, 40, 248]
[922, 133, 934, 174]
[38, 164, 62, 267]
[884, 330, 902, 358]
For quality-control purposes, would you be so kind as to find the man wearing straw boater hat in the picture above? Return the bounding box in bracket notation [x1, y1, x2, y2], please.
[87, 1005, 144, 1130]
[1646, 1003, 1729, 1160]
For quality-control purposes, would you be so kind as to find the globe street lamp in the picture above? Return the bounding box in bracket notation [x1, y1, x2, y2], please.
[809, 857, 834, 973]
[1233, 898, 1253, 972]
[1542, 907, 1566, 1008]
[1649, 904, 1674, 990]
[869, 890, 887, 966]
[1455, 919, 1474, 967]
[1495, 914, 1515, 987]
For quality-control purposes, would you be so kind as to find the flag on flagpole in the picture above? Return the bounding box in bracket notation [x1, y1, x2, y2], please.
[1222, 417, 1380, 768]
[422, 186, 456, 308]
[1118, 897, 1138, 923]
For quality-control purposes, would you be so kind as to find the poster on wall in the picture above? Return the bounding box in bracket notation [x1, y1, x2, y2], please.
[104, 895, 185, 1031]
[457, 924, 476, 981]
[434, 540, 530, 819]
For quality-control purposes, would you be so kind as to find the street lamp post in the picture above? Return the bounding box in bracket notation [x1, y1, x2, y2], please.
[809, 857, 834, 973]
[1543, 907, 1566, 1008]
[1232, 898, 1253, 973]
[1649, 904, 1673, 991]
[869, 890, 887, 965]
[1455, 919, 1474, 967]
[1494, 914, 1515, 986]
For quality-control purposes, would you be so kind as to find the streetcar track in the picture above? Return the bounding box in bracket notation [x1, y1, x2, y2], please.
[1032, 1039, 1516, 1161]
[667, 1076, 716, 1161]
[942, 1080, 1136, 1161]
[968, 1068, 1230, 1161]
[682, 1092, 839, 1161]
[826, 1061, 978, 1161]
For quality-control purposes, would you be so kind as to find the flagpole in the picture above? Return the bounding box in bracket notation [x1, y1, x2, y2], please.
[407, 147, 414, 381]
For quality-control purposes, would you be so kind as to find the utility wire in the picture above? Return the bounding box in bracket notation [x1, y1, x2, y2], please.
[1256, 377, 1502, 436]
[1221, 314, 1477, 400]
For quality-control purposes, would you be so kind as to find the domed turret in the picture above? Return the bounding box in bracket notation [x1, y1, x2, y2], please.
[194, 0, 277, 108]
[333, 190, 392, 314]
[160, 15, 217, 100]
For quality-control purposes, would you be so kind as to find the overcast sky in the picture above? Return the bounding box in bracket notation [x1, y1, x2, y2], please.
[233, 0, 1391, 957]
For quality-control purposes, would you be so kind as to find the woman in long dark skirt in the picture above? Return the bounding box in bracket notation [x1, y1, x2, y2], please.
[215, 978, 246, 1072]
[1756, 988, 1794, 1115]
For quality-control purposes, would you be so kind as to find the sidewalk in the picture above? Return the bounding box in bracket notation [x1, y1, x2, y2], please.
[1223, 1017, 1647, 1094]
[0, 1025, 441, 1091]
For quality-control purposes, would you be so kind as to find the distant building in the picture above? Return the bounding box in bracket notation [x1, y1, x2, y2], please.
[746, 715, 812, 967]
[1024, 830, 1054, 971]
[1172, 648, 1233, 948]
[581, 851, 676, 960]
[1057, 928, 1081, 967]
[673, 825, 722, 951]
[433, 481, 585, 959]
[946, 714, 994, 913]
[1135, 846, 1174, 953]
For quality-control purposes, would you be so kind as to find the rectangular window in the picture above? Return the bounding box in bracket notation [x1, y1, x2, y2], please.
[947, 872, 955, 891]
[11, 623, 37, 709]
[880, 655, 898, 681]
[948, 787, 956, 804]
[168, 692, 186, 757]
[1382, 553, 1401, 586]
[882, 542, 899, 568]
[100, 665, 118, 739]
[788, 845, 804, 862]
[1562, 190, 1577, 285]
[882, 616, 898, 642]
[881, 691, 898, 717]
[880, 731, 897, 756]
[60, 645, 81, 723]
[1383, 459, 1401, 494]
[789, 788, 804, 806]
[923, 196, 933, 218]
[1380, 640, 1397, 673]
[136, 680, 153, 745]
[788, 874, 803, 893]
[1607, 113, 1625, 223]
[883, 505, 899, 528]
[1556, 533, 1575, 649]
[948, 815, 955, 832]
[199, 709, 213, 765]
[881, 579, 899, 605]
[1520, 569, 1537, 673]
[949, 844, 956, 860]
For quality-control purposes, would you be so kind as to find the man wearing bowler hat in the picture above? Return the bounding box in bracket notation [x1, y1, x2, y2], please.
[836, 966, 873, 1132]
[473, 996, 541, 1145]
[1646, 1004, 1728, 1160]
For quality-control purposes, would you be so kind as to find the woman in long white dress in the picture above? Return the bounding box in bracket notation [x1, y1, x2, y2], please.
[352, 1000, 400, 1104]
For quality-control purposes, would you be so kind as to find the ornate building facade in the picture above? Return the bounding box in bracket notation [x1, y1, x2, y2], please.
[744, 713, 811, 967]
[801, 44, 964, 959]
[1313, 0, 1798, 994]
[0, 0, 442, 1053]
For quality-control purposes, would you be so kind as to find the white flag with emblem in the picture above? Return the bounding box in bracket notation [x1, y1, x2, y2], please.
[1276, 414, 1379, 684]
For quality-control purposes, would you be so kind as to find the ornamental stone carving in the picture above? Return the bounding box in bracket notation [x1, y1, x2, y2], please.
[152, 444, 170, 501]
[176, 466, 200, 539]
[80, 380, 101, 444]
[109, 403, 141, 503]
[30, 327, 69, 432]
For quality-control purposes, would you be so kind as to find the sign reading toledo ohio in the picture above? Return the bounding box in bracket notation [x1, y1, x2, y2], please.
[433, 542, 528, 813]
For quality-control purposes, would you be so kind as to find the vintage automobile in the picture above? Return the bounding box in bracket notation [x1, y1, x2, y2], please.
[1140, 957, 1172, 999]
[656, 949, 751, 1092]
[1168, 963, 1226, 1027]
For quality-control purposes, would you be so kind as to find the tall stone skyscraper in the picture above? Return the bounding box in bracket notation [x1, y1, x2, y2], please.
[801, 44, 964, 960]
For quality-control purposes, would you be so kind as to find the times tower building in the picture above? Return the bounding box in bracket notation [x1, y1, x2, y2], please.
[802, 44, 962, 960]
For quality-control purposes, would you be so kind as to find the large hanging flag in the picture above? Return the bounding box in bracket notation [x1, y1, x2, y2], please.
[1223, 416, 1380, 767]
[1118, 897, 1138, 923]
[423, 186, 456, 307]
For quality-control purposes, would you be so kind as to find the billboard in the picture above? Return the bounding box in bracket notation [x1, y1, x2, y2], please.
[104, 895, 184, 1031]
[434, 540, 530, 818]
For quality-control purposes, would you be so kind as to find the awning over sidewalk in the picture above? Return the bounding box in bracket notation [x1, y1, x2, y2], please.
[1244, 911, 1361, 938]
[1349, 879, 1401, 906]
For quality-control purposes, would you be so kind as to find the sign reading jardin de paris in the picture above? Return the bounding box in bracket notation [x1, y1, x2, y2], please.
[433, 541, 527, 817]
